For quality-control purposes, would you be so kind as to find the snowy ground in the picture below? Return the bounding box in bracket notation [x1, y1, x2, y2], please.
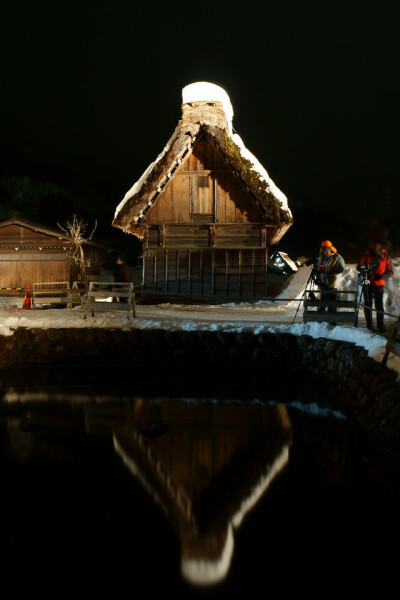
[0, 263, 399, 377]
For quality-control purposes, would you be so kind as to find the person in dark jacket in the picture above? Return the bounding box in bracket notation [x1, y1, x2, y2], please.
[113, 254, 131, 303]
[114, 254, 130, 282]
[315, 240, 345, 311]
[357, 240, 393, 333]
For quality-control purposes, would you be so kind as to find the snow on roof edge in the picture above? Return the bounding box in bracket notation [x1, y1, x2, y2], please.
[116, 82, 291, 218]
[232, 133, 290, 215]
[114, 122, 182, 219]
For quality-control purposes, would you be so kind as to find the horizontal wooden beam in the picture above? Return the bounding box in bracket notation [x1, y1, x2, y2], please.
[179, 170, 231, 174]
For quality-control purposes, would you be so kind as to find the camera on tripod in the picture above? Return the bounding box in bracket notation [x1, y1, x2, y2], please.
[305, 258, 318, 267]
[358, 263, 372, 285]
[304, 258, 321, 284]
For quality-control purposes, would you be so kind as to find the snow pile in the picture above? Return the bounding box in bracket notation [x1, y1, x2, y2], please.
[275, 265, 313, 301]
[182, 81, 234, 131]
[278, 260, 400, 315]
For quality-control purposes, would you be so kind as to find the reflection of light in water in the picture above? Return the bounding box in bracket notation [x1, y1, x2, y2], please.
[181, 525, 234, 586]
[232, 445, 289, 528]
[181, 445, 289, 586]
[3, 391, 125, 404]
[113, 434, 170, 518]
[114, 430, 290, 588]
[3, 388, 294, 587]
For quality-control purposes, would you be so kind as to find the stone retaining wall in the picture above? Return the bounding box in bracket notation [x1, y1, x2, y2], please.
[1, 327, 399, 482]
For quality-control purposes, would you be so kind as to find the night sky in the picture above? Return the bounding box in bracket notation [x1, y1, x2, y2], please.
[1, 1, 398, 259]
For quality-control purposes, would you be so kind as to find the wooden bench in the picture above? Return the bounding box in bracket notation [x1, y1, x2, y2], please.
[303, 289, 357, 324]
[84, 281, 136, 319]
[32, 281, 85, 309]
[382, 317, 400, 366]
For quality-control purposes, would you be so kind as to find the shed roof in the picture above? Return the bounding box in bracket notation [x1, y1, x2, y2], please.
[0, 216, 72, 241]
[0, 216, 105, 248]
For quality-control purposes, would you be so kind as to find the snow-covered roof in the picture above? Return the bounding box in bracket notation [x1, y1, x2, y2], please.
[113, 82, 293, 239]
[182, 82, 234, 133]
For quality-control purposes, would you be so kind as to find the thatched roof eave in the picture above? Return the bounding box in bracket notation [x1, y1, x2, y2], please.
[113, 124, 292, 232]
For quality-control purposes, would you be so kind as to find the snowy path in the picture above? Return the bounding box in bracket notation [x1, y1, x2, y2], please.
[0, 263, 399, 376]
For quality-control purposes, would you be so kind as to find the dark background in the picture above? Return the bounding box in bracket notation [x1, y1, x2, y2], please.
[1, 0, 398, 261]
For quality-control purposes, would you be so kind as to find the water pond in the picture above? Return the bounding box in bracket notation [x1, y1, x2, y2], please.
[0, 362, 399, 598]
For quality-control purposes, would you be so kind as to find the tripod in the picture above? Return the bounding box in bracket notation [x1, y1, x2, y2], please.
[291, 267, 319, 324]
[354, 272, 369, 327]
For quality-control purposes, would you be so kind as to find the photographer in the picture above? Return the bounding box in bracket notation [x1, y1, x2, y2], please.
[313, 241, 345, 312]
[357, 240, 393, 333]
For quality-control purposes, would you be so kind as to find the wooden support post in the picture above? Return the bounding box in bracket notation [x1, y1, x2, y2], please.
[214, 178, 219, 222]
[165, 249, 168, 292]
[208, 224, 215, 247]
[188, 249, 191, 294]
[212, 251, 215, 296]
[225, 250, 228, 296]
[239, 249, 242, 297]
[177, 250, 180, 293]
[189, 175, 193, 218]
[252, 249, 255, 298]
[200, 249, 203, 296]
[261, 226, 267, 247]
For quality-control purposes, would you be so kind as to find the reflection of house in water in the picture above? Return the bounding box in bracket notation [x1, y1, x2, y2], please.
[113, 399, 293, 586]
[1, 390, 292, 587]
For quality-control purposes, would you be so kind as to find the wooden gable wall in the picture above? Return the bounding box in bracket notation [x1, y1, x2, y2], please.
[145, 136, 264, 224]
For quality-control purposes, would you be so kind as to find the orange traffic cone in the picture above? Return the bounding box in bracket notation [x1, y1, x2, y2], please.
[22, 284, 32, 310]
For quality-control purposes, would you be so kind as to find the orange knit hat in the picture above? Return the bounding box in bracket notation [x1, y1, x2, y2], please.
[320, 240, 337, 252]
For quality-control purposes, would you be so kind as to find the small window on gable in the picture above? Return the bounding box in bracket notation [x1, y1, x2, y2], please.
[197, 176, 209, 188]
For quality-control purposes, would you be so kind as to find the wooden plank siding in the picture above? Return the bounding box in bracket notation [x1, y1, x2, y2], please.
[146, 137, 264, 226]
[0, 222, 105, 289]
[0, 254, 70, 289]
[143, 248, 268, 300]
[140, 135, 272, 300]
[144, 224, 268, 249]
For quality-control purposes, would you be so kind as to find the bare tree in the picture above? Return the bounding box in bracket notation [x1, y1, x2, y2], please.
[58, 215, 97, 285]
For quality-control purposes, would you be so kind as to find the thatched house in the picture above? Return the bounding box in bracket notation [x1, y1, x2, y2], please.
[0, 216, 106, 290]
[113, 82, 293, 301]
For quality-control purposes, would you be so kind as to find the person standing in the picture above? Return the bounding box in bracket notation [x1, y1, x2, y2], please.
[315, 240, 345, 311]
[113, 254, 131, 303]
[114, 254, 130, 282]
[357, 240, 393, 333]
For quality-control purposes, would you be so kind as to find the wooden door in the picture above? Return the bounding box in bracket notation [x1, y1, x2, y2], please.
[191, 174, 215, 222]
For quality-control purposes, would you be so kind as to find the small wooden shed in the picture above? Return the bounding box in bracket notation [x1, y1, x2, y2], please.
[0, 216, 105, 290]
[113, 82, 293, 301]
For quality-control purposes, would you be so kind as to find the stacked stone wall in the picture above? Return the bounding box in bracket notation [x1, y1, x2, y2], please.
[0, 327, 399, 479]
